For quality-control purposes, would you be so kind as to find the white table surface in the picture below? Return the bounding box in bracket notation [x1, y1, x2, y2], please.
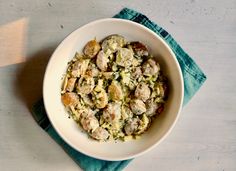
[0, 0, 236, 170]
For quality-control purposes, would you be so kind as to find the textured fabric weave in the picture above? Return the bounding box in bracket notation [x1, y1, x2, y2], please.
[32, 8, 206, 171]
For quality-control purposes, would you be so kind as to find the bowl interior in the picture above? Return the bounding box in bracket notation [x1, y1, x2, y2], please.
[43, 18, 183, 161]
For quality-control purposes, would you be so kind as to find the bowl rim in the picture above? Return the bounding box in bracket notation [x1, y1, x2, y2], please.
[43, 18, 184, 161]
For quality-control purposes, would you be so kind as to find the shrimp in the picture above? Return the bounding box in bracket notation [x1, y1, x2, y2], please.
[80, 115, 99, 132]
[142, 59, 160, 76]
[108, 81, 123, 101]
[76, 75, 95, 94]
[103, 102, 121, 122]
[96, 50, 109, 71]
[134, 83, 151, 102]
[91, 127, 109, 141]
[130, 99, 146, 115]
[83, 39, 101, 58]
[80, 107, 94, 119]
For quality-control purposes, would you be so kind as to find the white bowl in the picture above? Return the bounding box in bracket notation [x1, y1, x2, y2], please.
[43, 18, 184, 161]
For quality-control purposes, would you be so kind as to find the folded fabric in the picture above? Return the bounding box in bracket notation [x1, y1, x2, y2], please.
[32, 8, 206, 171]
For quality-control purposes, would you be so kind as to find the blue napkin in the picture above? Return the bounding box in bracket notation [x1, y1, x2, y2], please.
[32, 8, 206, 171]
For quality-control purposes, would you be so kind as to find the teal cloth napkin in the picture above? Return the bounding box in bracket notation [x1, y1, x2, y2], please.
[32, 8, 206, 171]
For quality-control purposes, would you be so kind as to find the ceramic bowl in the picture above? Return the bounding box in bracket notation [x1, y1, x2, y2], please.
[43, 18, 184, 161]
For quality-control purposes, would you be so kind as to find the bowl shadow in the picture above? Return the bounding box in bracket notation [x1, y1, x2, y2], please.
[14, 46, 56, 112]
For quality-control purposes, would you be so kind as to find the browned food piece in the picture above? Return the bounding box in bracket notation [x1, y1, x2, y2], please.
[61, 92, 80, 107]
[130, 42, 149, 56]
[83, 39, 101, 58]
[108, 81, 123, 101]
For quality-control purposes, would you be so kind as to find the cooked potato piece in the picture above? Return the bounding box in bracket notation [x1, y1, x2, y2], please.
[108, 81, 123, 101]
[71, 59, 90, 77]
[130, 42, 148, 56]
[77, 76, 95, 94]
[103, 102, 121, 122]
[61, 92, 80, 107]
[134, 83, 150, 102]
[101, 34, 126, 55]
[142, 59, 160, 76]
[91, 127, 109, 140]
[130, 99, 146, 115]
[96, 50, 109, 71]
[124, 118, 140, 135]
[83, 39, 101, 58]
[116, 48, 134, 67]
[66, 77, 77, 92]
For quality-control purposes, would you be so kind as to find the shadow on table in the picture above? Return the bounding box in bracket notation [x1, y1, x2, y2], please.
[14, 46, 56, 111]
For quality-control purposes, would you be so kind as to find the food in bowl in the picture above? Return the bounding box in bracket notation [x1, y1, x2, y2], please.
[61, 34, 168, 141]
